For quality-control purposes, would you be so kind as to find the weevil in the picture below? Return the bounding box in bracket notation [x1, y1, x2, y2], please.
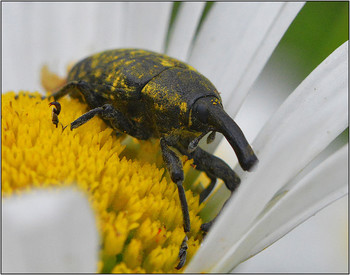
[46, 49, 258, 269]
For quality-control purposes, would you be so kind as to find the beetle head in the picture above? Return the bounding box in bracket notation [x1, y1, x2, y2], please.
[190, 97, 258, 171]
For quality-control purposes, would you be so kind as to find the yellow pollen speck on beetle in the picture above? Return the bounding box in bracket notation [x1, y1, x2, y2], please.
[94, 69, 103, 78]
[2, 90, 204, 273]
[160, 59, 175, 67]
[91, 57, 100, 69]
[211, 98, 220, 106]
[78, 70, 86, 78]
[180, 102, 187, 113]
[105, 73, 113, 82]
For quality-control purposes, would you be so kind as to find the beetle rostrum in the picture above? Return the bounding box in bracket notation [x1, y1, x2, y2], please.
[46, 49, 258, 269]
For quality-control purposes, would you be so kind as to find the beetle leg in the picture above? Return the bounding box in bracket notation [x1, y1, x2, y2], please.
[45, 81, 103, 107]
[45, 81, 80, 100]
[160, 137, 190, 269]
[176, 143, 241, 202]
[199, 172, 217, 204]
[64, 104, 149, 139]
[98, 105, 151, 140]
[69, 107, 104, 130]
[177, 235, 188, 270]
[160, 138, 190, 232]
[49, 102, 61, 128]
[193, 146, 241, 199]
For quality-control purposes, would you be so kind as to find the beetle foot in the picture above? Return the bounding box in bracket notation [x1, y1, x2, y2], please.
[200, 220, 214, 233]
[175, 235, 188, 270]
[49, 101, 61, 128]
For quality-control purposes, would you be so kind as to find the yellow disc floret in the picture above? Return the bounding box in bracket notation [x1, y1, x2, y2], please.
[2, 91, 204, 273]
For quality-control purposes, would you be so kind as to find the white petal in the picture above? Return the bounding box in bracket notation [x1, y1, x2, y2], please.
[166, 2, 205, 61]
[188, 2, 304, 115]
[92, 3, 128, 51]
[121, 2, 172, 52]
[3, 3, 172, 92]
[2, 188, 99, 273]
[186, 41, 348, 272]
[223, 144, 348, 272]
[3, 3, 123, 91]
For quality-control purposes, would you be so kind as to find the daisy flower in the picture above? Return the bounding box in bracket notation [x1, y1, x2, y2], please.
[2, 2, 348, 273]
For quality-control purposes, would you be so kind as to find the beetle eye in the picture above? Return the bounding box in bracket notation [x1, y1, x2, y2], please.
[195, 102, 209, 124]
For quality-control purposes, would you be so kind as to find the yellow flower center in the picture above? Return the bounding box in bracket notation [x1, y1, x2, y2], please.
[2, 91, 204, 273]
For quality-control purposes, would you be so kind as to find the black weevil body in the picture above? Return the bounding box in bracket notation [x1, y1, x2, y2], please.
[48, 49, 258, 269]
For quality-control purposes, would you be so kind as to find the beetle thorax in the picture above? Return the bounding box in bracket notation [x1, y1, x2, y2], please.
[141, 67, 221, 136]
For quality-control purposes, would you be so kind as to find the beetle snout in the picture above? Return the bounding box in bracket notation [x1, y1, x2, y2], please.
[192, 97, 258, 171]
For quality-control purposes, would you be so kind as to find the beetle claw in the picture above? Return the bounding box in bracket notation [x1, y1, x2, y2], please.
[49, 101, 61, 115]
[49, 101, 62, 128]
[175, 235, 188, 269]
[51, 112, 59, 128]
